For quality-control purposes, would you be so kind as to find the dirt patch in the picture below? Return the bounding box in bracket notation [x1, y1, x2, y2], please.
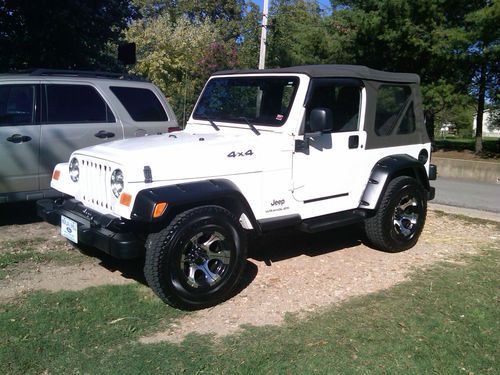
[0, 222, 61, 243]
[140, 210, 499, 344]
[0, 262, 134, 300]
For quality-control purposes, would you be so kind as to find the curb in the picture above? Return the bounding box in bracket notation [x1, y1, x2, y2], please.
[433, 157, 500, 183]
[429, 203, 500, 223]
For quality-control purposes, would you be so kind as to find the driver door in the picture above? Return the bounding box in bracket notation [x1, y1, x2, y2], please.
[292, 78, 367, 215]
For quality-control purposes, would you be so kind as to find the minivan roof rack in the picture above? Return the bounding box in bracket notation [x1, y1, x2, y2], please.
[11, 69, 148, 82]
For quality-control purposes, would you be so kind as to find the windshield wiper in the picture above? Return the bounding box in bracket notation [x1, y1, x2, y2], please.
[199, 114, 220, 131]
[238, 117, 260, 136]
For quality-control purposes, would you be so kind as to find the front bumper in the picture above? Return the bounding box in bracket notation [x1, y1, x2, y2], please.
[37, 198, 145, 259]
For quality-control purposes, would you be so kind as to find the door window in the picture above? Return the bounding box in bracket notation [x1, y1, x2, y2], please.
[305, 79, 361, 133]
[46, 84, 115, 123]
[0, 85, 35, 126]
[374, 85, 415, 136]
[110, 86, 168, 121]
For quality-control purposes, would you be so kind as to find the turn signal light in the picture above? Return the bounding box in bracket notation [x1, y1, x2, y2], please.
[119, 193, 132, 207]
[52, 170, 61, 180]
[153, 202, 168, 218]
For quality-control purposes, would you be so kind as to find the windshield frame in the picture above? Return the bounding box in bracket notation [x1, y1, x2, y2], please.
[192, 75, 300, 127]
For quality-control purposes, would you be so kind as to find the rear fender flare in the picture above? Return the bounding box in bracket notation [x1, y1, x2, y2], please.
[359, 155, 430, 211]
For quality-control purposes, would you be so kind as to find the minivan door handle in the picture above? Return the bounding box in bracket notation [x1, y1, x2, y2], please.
[7, 134, 32, 143]
[94, 130, 115, 139]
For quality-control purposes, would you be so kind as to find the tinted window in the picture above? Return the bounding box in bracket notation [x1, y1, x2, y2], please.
[193, 77, 299, 126]
[110, 87, 168, 121]
[0, 85, 35, 126]
[306, 79, 361, 133]
[46, 84, 115, 123]
[375, 85, 414, 136]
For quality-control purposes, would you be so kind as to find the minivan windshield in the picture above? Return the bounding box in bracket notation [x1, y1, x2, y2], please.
[193, 76, 299, 127]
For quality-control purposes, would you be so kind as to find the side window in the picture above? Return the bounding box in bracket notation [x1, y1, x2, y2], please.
[0, 85, 35, 126]
[305, 79, 361, 133]
[46, 84, 115, 124]
[110, 86, 168, 122]
[374, 85, 415, 136]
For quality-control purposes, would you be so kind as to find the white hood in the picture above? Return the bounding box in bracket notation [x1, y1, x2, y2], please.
[72, 130, 293, 183]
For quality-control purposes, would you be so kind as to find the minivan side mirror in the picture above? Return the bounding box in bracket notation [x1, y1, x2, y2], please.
[309, 108, 333, 133]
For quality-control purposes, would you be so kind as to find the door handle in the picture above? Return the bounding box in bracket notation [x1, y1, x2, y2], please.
[7, 134, 32, 143]
[94, 130, 115, 139]
[348, 135, 359, 149]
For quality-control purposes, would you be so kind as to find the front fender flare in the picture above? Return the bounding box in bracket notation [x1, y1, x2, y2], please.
[130, 179, 257, 227]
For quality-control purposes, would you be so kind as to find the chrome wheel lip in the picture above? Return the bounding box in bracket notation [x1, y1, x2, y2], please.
[392, 194, 420, 239]
[180, 230, 232, 289]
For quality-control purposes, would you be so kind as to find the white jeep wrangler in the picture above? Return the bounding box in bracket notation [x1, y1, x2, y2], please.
[38, 65, 437, 309]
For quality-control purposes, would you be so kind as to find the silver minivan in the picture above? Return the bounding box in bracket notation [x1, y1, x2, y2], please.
[0, 70, 178, 203]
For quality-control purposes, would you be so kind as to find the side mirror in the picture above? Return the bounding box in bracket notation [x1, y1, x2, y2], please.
[309, 108, 333, 133]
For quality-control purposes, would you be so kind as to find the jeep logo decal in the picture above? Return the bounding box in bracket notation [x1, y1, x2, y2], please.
[271, 199, 285, 206]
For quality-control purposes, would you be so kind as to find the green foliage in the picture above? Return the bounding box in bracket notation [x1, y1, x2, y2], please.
[125, 14, 225, 123]
[237, 2, 262, 68]
[0, 0, 137, 72]
[267, 0, 339, 67]
[434, 137, 500, 154]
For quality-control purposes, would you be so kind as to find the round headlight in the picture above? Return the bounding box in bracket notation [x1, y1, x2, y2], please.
[69, 158, 79, 182]
[111, 169, 124, 198]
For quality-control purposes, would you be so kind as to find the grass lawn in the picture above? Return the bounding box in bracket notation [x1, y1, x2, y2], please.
[435, 137, 499, 154]
[1, 239, 498, 375]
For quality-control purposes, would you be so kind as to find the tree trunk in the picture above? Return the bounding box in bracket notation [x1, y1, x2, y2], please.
[424, 110, 435, 145]
[475, 63, 487, 154]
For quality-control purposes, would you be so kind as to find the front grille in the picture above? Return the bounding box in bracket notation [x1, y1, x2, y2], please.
[78, 157, 117, 212]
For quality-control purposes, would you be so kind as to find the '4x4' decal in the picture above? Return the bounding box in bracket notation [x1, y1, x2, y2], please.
[227, 150, 254, 158]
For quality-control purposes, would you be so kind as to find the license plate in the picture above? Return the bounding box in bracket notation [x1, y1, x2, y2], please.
[61, 215, 78, 243]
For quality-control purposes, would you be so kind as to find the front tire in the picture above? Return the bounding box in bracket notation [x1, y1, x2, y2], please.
[144, 205, 247, 309]
[364, 176, 427, 252]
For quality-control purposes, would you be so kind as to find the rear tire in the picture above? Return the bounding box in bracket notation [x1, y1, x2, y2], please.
[144, 205, 247, 310]
[364, 176, 427, 252]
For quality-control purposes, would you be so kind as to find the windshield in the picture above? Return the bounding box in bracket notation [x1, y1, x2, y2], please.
[193, 76, 299, 126]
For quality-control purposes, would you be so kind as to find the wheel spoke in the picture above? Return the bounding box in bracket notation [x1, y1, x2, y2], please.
[393, 195, 420, 238]
[399, 197, 417, 211]
[181, 230, 231, 288]
[199, 232, 224, 252]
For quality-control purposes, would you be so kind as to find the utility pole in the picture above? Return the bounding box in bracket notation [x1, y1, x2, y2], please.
[258, 0, 269, 69]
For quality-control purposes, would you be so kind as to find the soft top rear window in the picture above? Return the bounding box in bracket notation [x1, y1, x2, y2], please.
[193, 76, 299, 126]
[110, 86, 168, 122]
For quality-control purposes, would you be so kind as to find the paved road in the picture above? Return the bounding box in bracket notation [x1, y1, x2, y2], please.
[431, 177, 500, 213]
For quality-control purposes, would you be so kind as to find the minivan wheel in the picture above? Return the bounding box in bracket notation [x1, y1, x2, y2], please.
[144, 205, 247, 310]
[364, 176, 427, 252]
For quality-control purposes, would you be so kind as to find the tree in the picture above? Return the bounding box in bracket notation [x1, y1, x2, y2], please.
[237, 2, 261, 68]
[447, 0, 500, 152]
[125, 14, 237, 123]
[0, 0, 136, 71]
[267, 0, 337, 67]
[330, 0, 500, 149]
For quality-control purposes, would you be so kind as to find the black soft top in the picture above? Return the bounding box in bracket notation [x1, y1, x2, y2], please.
[213, 64, 420, 84]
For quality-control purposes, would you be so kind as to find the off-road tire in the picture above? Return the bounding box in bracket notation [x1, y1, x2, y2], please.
[364, 176, 427, 252]
[144, 205, 247, 310]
